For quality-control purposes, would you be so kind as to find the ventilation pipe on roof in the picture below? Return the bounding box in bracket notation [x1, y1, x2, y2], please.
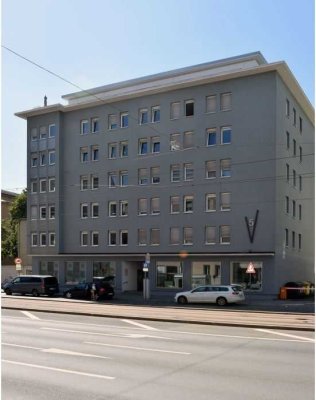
[44, 95, 47, 107]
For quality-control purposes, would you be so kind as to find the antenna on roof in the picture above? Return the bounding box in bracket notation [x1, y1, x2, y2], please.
[44, 95, 47, 107]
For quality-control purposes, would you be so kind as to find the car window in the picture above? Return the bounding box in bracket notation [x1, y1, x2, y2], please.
[44, 277, 58, 285]
[232, 285, 243, 292]
[219, 287, 229, 292]
[31, 277, 41, 283]
[12, 277, 20, 284]
[192, 287, 206, 293]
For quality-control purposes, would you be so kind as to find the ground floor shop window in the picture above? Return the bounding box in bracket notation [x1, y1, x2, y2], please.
[156, 262, 183, 288]
[191, 262, 221, 288]
[39, 261, 59, 279]
[230, 262, 262, 291]
[65, 262, 86, 284]
[93, 261, 116, 286]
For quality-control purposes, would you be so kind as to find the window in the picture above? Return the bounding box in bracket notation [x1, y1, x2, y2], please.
[108, 114, 118, 130]
[185, 100, 194, 117]
[299, 117, 303, 133]
[221, 127, 231, 144]
[285, 229, 289, 247]
[31, 205, 37, 220]
[92, 175, 99, 190]
[292, 231, 295, 248]
[80, 176, 89, 191]
[109, 143, 117, 159]
[220, 159, 231, 177]
[299, 175, 302, 191]
[192, 262, 221, 287]
[120, 171, 128, 187]
[150, 229, 160, 245]
[286, 99, 290, 117]
[139, 108, 148, 124]
[293, 108, 296, 126]
[299, 146, 302, 163]
[206, 95, 216, 113]
[31, 180, 38, 193]
[81, 231, 89, 247]
[81, 203, 88, 218]
[40, 233, 47, 247]
[138, 198, 147, 215]
[151, 167, 160, 184]
[230, 262, 262, 291]
[120, 230, 128, 246]
[184, 163, 194, 181]
[109, 172, 117, 188]
[120, 112, 128, 128]
[40, 206, 47, 220]
[40, 152, 46, 166]
[151, 106, 160, 123]
[299, 204, 302, 220]
[156, 262, 183, 289]
[183, 227, 193, 245]
[138, 229, 147, 246]
[49, 205, 55, 219]
[138, 168, 148, 185]
[92, 146, 99, 161]
[109, 201, 117, 217]
[205, 226, 216, 244]
[292, 200, 296, 218]
[120, 201, 128, 217]
[151, 197, 160, 215]
[220, 93, 232, 111]
[183, 131, 194, 149]
[65, 262, 87, 284]
[40, 126, 47, 139]
[81, 120, 89, 135]
[49, 233, 56, 247]
[293, 139, 296, 156]
[285, 196, 289, 213]
[286, 131, 290, 149]
[207, 128, 216, 146]
[40, 179, 47, 193]
[31, 128, 38, 141]
[31, 154, 38, 167]
[206, 194, 216, 212]
[49, 178, 56, 192]
[293, 169, 296, 187]
[170, 227, 180, 245]
[286, 164, 290, 182]
[80, 147, 89, 163]
[170, 102, 180, 120]
[151, 137, 160, 153]
[92, 231, 99, 247]
[109, 231, 117, 246]
[49, 151, 56, 165]
[31, 233, 38, 247]
[220, 192, 231, 211]
[298, 234, 302, 250]
[170, 196, 180, 213]
[220, 225, 231, 244]
[49, 124, 56, 138]
[170, 133, 181, 151]
[139, 138, 148, 155]
[120, 141, 128, 157]
[92, 203, 99, 218]
[91, 118, 99, 133]
[184, 195, 194, 213]
[206, 160, 216, 179]
[170, 164, 180, 182]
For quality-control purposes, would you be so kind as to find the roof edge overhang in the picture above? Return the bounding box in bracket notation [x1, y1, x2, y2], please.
[30, 252, 275, 258]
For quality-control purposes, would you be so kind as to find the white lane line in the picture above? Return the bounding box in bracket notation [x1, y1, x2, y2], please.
[255, 329, 315, 342]
[85, 341, 191, 355]
[21, 311, 40, 320]
[41, 348, 111, 359]
[2, 343, 43, 350]
[2, 360, 115, 380]
[121, 319, 158, 331]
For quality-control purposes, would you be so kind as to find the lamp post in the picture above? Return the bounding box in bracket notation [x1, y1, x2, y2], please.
[143, 253, 150, 300]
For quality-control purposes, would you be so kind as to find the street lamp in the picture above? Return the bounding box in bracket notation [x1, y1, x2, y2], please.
[143, 253, 150, 300]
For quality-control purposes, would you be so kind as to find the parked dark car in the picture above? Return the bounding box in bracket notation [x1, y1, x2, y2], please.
[63, 280, 114, 300]
[3, 275, 59, 297]
[284, 281, 305, 299]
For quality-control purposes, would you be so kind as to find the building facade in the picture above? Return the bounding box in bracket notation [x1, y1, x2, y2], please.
[16, 52, 314, 296]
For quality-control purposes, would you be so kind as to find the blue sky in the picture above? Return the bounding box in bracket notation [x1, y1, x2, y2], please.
[1, 0, 314, 192]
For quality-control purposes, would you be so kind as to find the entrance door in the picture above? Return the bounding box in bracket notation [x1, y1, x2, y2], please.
[137, 269, 143, 292]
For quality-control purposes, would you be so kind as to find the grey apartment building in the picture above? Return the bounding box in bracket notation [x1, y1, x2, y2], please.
[16, 52, 314, 296]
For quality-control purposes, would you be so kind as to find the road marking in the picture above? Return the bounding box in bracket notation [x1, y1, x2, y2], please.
[85, 341, 191, 355]
[21, 311, 40, 320]
[255, 329, 315, 342]
[121, 319, 158, 331]
[2, 360, 115, 380]
[41, 348, 111, 359]
[2, 343, 43, 350]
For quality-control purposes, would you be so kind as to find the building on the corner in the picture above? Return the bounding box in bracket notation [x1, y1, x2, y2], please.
[15, 52, 315, 296]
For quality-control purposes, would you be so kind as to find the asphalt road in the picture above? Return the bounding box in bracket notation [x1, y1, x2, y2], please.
[2, 309, 315, 400]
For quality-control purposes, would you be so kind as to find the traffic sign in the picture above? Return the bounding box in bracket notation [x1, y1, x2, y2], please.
[246, 262, 256, 274]
[15, 258, 22, 265]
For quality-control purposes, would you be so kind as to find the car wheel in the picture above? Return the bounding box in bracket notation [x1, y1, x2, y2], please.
[5, 289, 12, 295]
[65, 291, 72, 299]
[32, 289, 39, 297]
[177, 296, 188, 304]
[216, 297, 227, 306]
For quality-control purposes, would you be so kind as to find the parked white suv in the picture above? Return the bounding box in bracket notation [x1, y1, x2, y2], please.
[174, 285, 245, 306]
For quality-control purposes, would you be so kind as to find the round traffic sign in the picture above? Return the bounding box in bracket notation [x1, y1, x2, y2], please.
[15, 258, 22, 264]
